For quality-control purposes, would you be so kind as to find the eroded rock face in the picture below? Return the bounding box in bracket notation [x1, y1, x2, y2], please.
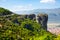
[28, 14, 36, 20]
[24, 14, 36, 20]
[19, 14, 48, 31]
[37, 14, 48, 30]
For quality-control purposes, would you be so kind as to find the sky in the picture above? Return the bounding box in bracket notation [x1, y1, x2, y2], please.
[0, 0, 60, 12]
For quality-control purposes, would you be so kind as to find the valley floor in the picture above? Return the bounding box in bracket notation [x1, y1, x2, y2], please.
[48, 23, 60, 35]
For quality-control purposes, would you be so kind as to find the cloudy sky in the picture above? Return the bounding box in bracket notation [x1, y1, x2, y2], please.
[0, 0, 60, 11]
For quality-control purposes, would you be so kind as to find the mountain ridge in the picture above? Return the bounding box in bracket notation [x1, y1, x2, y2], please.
[15, 8, 60, 15]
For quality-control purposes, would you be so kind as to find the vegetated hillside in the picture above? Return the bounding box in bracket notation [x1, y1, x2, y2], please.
[0, 7, 60, 40]
[0, 7, 13, 16]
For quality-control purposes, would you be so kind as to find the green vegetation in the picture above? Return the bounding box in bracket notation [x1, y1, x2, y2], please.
[0, 7, 60, 40]
[0, 7, 13, 16]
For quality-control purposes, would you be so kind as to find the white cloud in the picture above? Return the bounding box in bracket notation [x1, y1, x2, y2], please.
[40, 0, 56, 3]
[11, 4, 33, 11]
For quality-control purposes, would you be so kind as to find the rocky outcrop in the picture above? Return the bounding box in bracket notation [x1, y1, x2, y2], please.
[24, 14, 36, 20]
[37, 14, 48, 30]
[27, 14, 36, 20]
[19, 14, 48, 30]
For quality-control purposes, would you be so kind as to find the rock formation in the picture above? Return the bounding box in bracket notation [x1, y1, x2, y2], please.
[37, 14, 48, 30]
[28, 14, 36, 20]
[19, 14, 48, 31]
[24, 14, 36, 20]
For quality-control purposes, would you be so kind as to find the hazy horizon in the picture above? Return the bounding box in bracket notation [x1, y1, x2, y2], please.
[0, 0, 60, 12]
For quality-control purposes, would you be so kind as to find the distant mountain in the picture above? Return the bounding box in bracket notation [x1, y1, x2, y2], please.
[16, 8, 60, 15]
[16, 8, 60, 23]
